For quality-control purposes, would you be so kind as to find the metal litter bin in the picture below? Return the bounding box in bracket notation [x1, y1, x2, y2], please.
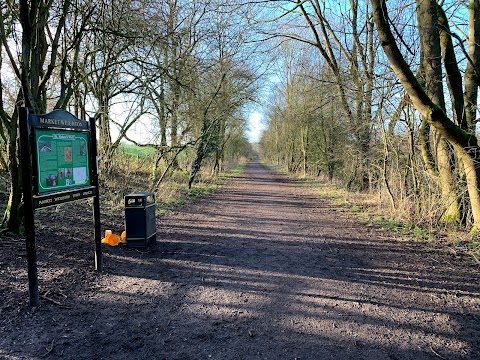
[124, 192, 156, 248]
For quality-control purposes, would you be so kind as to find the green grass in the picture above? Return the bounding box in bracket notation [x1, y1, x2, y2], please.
[188, 183, 217, 198]
[221, 162, 247, 179]
[365, 215, 433, 241]
[469, 241, 480, 252]
[118, 144, 156, 158]
[260, 162, 286, 173]
[312, 180, 435, 242]
[452, 238, 480, 252]
[350, 205, 363, 213]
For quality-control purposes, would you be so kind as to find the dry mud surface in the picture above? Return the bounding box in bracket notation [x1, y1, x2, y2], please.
[1, 162, 480, 359]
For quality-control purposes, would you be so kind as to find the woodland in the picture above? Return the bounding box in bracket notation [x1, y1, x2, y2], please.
[2, 0, 480, 236]
[2, 2, 480, 358]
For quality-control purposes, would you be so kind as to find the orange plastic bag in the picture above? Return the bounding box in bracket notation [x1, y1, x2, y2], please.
[101, 230, 122, 246]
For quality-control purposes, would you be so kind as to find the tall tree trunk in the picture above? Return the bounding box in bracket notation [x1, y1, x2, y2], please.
[2, 0, 117, 233]
[159, 80, 167, 148]
[189, 119, 211, 189]
[406, 116, 421, 215]
[1, 114, 21, 233]
[436, 5, 466, 128]
[213, 117, 225, 175]
[371, 0, 480, 229]
[464, 0, 480, 132]
[417, 0, 460, 224]
[434, 130, 460, 222]
[2, 0, 51, 233]
[97, 94, 112, 172]
[301, 126, 308, 177]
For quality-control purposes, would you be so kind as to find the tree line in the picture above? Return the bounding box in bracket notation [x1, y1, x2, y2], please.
[0, 0, 259, 233]
[2, 0, 480, 234]
[259, 0, 480, 231]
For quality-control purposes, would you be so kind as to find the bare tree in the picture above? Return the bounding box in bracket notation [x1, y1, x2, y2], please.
[0, 0, 89, 232]
[260, 0, 378, 190]
[371, 0, 480, 229]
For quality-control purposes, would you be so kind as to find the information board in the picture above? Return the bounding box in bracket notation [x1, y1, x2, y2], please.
[35, 129, 90, 193]
[19, 107, 103, 307]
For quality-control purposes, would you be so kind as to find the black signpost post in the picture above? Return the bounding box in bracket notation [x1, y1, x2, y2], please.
[19, 107, 39, 307]
[19, 107, 102, 307]
[89, 116, 103, 272]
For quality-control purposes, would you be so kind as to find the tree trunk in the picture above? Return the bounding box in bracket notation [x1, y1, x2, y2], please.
[1, 123, 22, 233]
[434, 130, 460, 223]
[464, 0, 480, 132]
[371, 0, 480, 229]
[97, 95, 113, 172]
[301, 126, 308, 177]
[436, 5, 466, 128]
[417, 0, 460, 224]
[457, 149, 480, 229]
[406, 117, 421, 215]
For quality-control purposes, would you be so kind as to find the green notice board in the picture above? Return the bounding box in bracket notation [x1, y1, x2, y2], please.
[35, 129, 90, 193]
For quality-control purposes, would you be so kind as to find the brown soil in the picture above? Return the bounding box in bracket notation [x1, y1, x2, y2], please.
[1, 162, 479, 359]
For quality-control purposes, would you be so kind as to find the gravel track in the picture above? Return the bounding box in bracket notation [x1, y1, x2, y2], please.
[1, 162, 479, 359]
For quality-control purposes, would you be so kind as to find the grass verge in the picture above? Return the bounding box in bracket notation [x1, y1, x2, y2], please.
[153, 162, 248, 215]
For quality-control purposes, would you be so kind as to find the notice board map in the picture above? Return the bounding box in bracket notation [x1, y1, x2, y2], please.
[36, 129, 90, 193]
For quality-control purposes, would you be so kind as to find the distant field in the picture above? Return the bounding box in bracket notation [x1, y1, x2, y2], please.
[117, 144, 156, 158]
[117, 144, 191, 163]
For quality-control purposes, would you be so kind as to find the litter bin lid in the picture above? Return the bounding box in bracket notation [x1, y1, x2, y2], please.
[126, 192, 154, 197]
[125, 192, 155, 206]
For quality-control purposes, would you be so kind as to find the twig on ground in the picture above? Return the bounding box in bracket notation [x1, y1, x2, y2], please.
[430, 345, 446, 359]
[470, 252, 480, 265]
[40, 294, 72, 308]
[41, 339, 55, 357]
[40, 295, 62, 306]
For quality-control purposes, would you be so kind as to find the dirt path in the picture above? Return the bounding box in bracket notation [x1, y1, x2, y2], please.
[1, 162, 480, 359]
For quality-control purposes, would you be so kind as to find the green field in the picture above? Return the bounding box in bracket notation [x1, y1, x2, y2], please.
[117, 144, 156, 158]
